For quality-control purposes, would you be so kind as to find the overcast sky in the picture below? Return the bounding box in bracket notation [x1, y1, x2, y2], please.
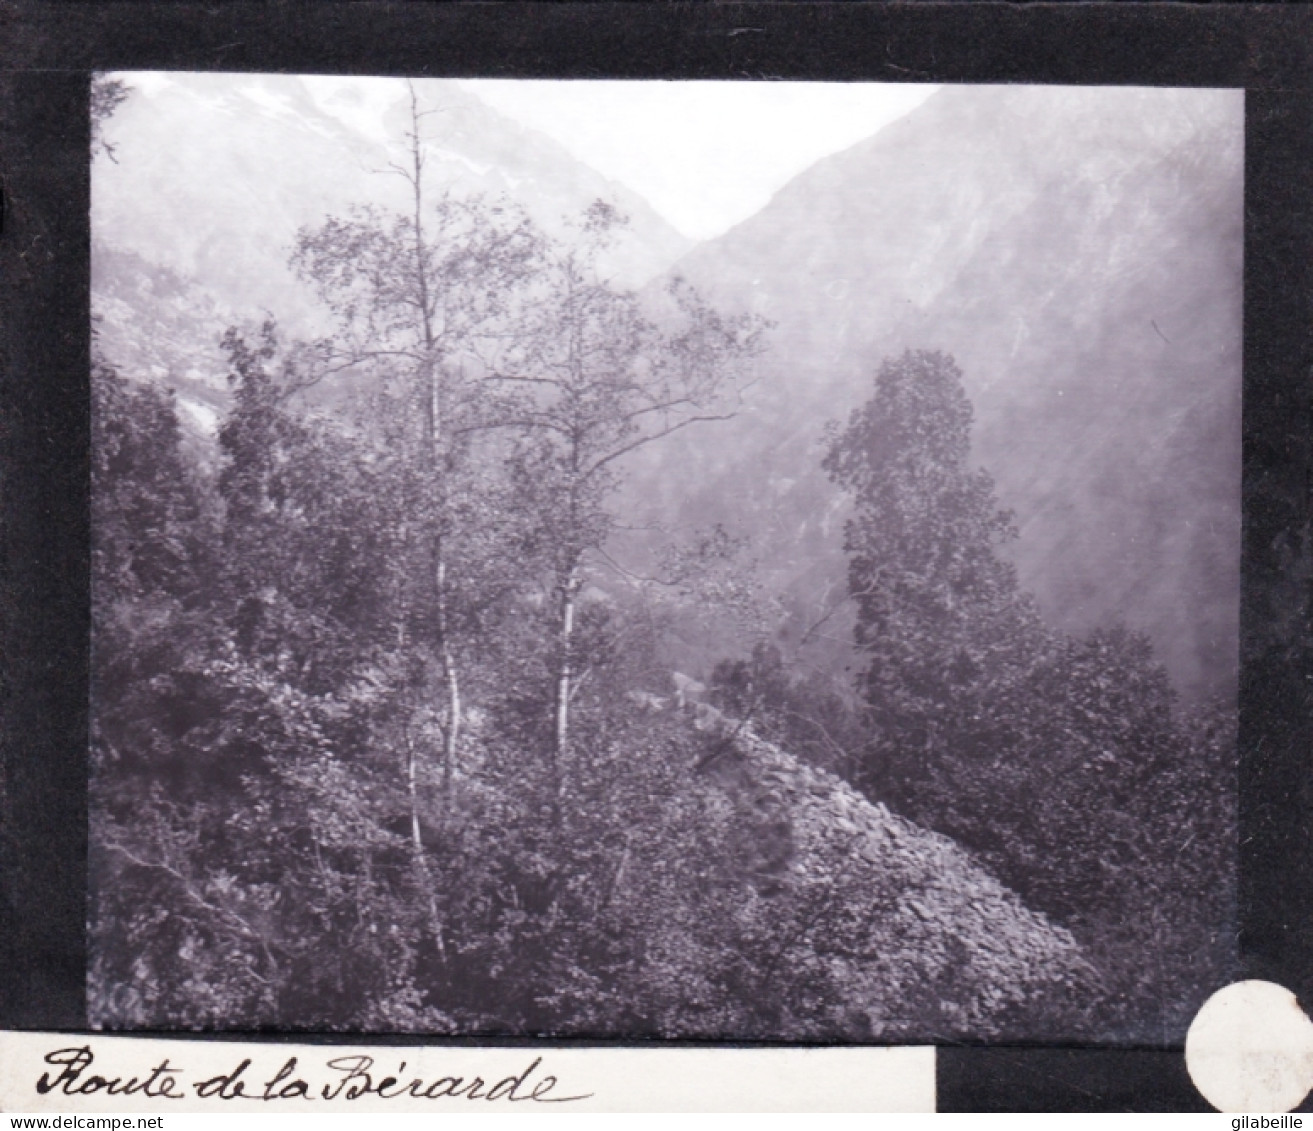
[457, 80, 938, 241]
[167, 72, 943, 244]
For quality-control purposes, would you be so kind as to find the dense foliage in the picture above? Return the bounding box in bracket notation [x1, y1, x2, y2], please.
[89, 89, 1236, 1040]
[97, 196, 974, 1036]
[816, 351, 1237, 1034]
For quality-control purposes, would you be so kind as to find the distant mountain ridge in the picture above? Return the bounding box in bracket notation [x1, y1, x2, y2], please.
[93, 80, 1244, 700]
[93, 73, 692, 343]
[635, 85, 1242, 700]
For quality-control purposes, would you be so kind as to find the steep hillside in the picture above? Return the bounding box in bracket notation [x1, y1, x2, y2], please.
[659, 712, 1097, 1039]
[92, 73, 691, 341]
[634, 86, 1242, 700]
[93, 244, 232, 411]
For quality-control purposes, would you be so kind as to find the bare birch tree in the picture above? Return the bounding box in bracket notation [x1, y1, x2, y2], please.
[489, 204, 767, 773]
[291, 81, 540, 822]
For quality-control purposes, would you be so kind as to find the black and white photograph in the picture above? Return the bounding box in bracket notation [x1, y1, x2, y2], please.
[86, 72, 1242, 1044]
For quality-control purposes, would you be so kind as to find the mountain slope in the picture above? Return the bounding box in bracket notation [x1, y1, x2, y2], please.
[662, 714, 1097, 1039]
[634, 85, 1242, 700]
[92, 73, 692, 346]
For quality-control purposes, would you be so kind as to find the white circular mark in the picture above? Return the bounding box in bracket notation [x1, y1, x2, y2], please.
[1186, 980, 1313, 1113]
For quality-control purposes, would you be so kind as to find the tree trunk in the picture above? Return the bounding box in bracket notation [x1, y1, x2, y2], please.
[552, 564, 580, 772]
[427, 378, 462, 804]
[406, 79, 463, 810]
[406, 730, 422, 850]
[404, 728, 444, 956]
[435, 549, 461, 797]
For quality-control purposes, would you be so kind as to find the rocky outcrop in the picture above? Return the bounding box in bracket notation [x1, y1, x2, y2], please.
[697, 720, 1098, 1040]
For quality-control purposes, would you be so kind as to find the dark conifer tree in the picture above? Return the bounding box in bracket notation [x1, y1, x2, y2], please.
[822, 350, 1045, 801]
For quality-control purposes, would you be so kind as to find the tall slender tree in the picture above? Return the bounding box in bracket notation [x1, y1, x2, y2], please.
[489, 204, 767, 769]
[291, 81, 541, 806]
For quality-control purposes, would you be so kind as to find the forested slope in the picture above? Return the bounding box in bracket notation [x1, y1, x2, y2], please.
[87, 77, 1237, 1044]
[635, 86, 1243, 701]
[680, 720, 1095, 1039]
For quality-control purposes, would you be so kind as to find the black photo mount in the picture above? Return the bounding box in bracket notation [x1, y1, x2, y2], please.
[1, 2, 1308, 1113]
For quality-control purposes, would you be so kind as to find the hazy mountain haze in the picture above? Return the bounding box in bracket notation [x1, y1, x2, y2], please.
[94, 77, 1242, 701]
[93, 73, 693, 329]
[458, 79, 938, 240]
[636, 85, 1242, 700]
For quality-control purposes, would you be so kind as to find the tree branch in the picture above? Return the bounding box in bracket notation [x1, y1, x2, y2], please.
[586, 412, 737, 477]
